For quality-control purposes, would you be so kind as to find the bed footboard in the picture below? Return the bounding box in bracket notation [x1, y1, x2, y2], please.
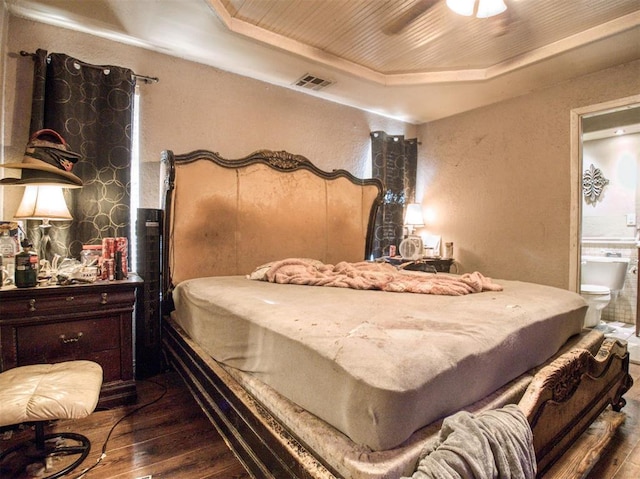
[518, 338, 633, 476]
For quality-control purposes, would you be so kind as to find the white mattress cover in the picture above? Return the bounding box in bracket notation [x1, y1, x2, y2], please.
[171, 274, 586, 451]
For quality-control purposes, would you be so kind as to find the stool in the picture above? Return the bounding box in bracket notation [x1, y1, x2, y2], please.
[0, 361, 103, 479]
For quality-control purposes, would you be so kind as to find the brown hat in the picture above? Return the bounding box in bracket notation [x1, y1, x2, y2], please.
[0, 129, 83, 187]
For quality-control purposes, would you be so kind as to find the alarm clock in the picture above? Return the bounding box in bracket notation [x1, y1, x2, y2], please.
[399, 236, 424, 260]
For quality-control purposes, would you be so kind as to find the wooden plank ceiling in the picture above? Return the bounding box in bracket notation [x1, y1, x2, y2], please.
[216, 0, 640, 75]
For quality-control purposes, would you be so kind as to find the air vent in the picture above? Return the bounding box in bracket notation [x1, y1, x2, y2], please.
[294, 74, 333, 91]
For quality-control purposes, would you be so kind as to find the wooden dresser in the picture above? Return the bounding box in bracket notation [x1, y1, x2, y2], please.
[0, 275, 142, 408]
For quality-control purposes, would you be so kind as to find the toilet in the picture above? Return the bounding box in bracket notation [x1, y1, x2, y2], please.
[580, 284, 611, 328]
[580, 255, 629, 328]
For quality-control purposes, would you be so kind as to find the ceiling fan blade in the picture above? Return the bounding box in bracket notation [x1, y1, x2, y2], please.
[489, 5, 519, 37]
[383, 0, 440, 35]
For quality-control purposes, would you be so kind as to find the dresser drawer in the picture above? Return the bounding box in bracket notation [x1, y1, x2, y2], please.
[16, 317, 120, 364]
[0, 290, 135, 318]
[1, 276, 141, 407]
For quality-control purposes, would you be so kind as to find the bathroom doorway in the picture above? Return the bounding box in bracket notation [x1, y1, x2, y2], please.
[571, 95, 640, 345]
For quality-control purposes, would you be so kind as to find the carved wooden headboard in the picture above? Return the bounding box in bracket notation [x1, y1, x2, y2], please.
[161, 149, 383, 295]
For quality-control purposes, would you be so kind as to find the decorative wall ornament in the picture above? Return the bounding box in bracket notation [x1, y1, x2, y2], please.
[583, 163, 609, 205]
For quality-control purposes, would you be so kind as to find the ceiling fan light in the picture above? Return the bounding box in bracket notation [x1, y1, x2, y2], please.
[476, 0, 507, 18]
[446, 0, 475, 17]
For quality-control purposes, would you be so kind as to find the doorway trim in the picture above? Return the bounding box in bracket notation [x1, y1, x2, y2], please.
[570, 94, 640, 292]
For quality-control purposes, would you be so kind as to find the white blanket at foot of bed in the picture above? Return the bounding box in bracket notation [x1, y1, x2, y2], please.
[403, 404, 536, 479]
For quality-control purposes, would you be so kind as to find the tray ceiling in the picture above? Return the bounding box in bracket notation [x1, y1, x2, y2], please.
[7, 0, 640, 123]
[213, 0, 640, 80]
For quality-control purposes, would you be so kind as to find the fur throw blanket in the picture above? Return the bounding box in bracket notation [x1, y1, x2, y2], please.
[248, 258, 502, 296]
[402, 405, 536, 479]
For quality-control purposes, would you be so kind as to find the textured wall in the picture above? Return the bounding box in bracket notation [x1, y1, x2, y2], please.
[418, 60, 640, 289]
[582, 134, 640, 239]
[1, 16, 414, 212]
[4, 15, 640, 291]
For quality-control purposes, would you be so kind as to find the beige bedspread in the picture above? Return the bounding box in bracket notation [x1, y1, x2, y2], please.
[172, 274, 586, 452]
[249, 258, 503, 295]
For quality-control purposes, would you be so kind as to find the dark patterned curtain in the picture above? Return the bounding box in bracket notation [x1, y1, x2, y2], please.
[370, 131, 418, 258]
[28, 49, 135, 260]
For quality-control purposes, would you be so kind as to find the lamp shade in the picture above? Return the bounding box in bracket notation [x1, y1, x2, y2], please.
[404, 203, 425, 227]
[446, 0, 506, 18]
[446, 0, 475, 16]
[14, 185, 73, 220]
[476, 0, 507, 18]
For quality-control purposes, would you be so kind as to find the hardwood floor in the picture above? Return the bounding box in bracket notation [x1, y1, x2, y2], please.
[1, 363, 639, 479]
[585, 362, 640, 479]
[0, 372, 249, 479]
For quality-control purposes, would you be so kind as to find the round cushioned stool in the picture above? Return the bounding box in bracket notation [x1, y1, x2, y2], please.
[0, 361, 103, 479]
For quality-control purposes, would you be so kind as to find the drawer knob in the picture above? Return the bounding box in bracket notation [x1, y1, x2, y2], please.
[28, 299, 36, 312]
[100, 292, 108, 304]
[60, 332, 83, 344]
[66, 296, 75, 302]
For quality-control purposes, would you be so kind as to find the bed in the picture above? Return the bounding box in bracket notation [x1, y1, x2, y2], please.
[160, 148, 632, 478]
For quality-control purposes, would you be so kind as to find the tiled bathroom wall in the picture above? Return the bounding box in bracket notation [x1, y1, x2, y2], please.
[581, 131, 640, 327]
[581, 241, 638, 325]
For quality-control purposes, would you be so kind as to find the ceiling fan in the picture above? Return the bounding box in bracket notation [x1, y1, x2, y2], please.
[383, 0, 509, 35]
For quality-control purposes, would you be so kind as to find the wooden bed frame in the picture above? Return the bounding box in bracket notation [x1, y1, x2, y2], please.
[159, 149, 633, 478]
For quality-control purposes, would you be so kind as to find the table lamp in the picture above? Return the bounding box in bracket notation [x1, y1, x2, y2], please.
[404, 203, 424, 236]
[13, 185, 73, 263]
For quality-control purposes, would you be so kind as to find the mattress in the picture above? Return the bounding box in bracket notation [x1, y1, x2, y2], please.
[171, 274, 586, 451]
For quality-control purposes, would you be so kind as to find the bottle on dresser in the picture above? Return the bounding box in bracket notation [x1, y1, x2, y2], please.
[0, 229, 18, 285]
[14, 238, 38, 288]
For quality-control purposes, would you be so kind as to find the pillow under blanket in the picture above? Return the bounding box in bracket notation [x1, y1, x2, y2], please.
[402, 404, 536, 479]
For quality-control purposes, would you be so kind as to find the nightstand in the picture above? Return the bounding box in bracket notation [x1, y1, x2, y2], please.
[0, 275, 142, 408]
